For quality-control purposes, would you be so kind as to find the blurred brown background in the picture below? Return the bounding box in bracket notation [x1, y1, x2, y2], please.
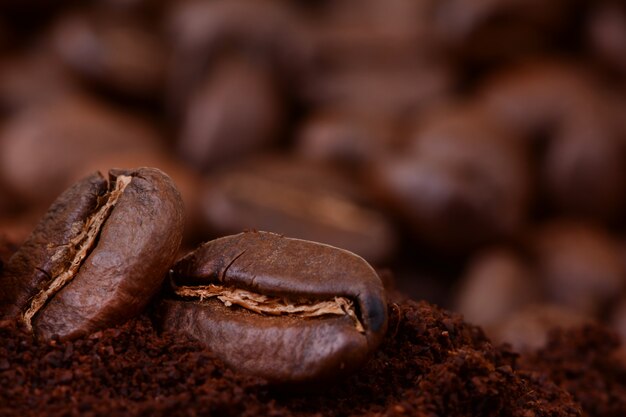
[1, 0, 626, 351]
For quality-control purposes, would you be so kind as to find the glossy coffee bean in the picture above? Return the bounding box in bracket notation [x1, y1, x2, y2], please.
[0, 167, 184, 340]
[159, 231, 388, 383]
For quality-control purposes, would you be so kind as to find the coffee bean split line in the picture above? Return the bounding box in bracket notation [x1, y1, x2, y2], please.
[22, 174, 131, 331]
[172, 282, 365, 333]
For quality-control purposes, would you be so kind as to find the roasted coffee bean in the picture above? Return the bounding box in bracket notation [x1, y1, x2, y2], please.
[302, 65, 451, 118]
[52, 12, 166, 99]
[587, 2, 626, 75]
[197, 154, 396, 264]
[455, 248, 540, 331]
[369, 105, 530, 250]
[295, 109, 399, 169]
[0, 167, 184, 340]
[177, 58, 283, 170]
[531, 221, 625, 316]
[167, 0, 311, 110]
[159, 231, 388, 383]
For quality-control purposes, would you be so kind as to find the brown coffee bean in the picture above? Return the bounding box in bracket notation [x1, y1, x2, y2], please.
[531, 221, 625, 316]
[479, 62, 599, 137]
[177, 58, 283, 170]
[52, 13, 166, 98]
[543, 117, 626, 222]
[295, 109, 399, 169]
[369, 105, 530, 250]
[158, 231, 388, 383]
[587, 3, 626, 75]
[167, 0, 311, 109]
[455, 248, 540, 331]
[0, 46, 74, 114]
[0, 167, 184, 340]
[197, 154, 397, 264]
[302, 65, 451, 118]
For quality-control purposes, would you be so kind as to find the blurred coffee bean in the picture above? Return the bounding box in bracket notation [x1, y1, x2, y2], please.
[369, 105, 530, 250]
[0, 46, 75, 114]
[479, 62, 600, 137]
[543, 117, 626, 221]
[52, 13, 166, 99]
[587, 2, 626, 75]
[302, 65, 451, 118]
[492, 304, 593, 352]
[197, 154, 396, 265]
[428, 0, 572, 63]
[295, 109, 399, 170]
[611, 297, 626, 342]
[479, 62, 625, 222]
[531, 221, 626, 316]
[0, 93, 164, 206]
[310, 0, 434, 66]
[177, 58, 283, 171]
[167, 0, 312, 109]
[455, 248, 541, 331]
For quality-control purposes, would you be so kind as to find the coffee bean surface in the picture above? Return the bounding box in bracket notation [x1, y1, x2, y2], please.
[159, 231, 388, 383]
[0, 167, 185, 340]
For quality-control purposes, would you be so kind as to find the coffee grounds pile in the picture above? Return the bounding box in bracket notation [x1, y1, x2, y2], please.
[0, 300, 582, 417]
[522, 326, 626, 417]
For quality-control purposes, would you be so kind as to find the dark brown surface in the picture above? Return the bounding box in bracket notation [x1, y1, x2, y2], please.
[522, 326, 626, 417]
[0, 167, 185, 340]
[0, 300, 587, 416]
[161, 231, 387, 383]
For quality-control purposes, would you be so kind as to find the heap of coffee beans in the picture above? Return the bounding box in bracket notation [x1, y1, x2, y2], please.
[1, 0, 626, 367]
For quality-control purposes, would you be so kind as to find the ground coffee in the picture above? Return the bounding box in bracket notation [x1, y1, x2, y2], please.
[0, 300, 585, 417]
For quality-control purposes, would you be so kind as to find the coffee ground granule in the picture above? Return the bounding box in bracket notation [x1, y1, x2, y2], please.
[521, 326, 626, 417]
[0, 300, 581, 416]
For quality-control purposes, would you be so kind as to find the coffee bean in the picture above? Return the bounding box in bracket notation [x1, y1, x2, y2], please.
[158, 231, 388, 383]
[369, 105, 530, 250]
[531, 221, 625, 316]
[0, 167, 184, 340]
[455, 248, 540, 331]
[197, 154, 397, 264]
[295, 109, 399, 169]
[177, 58, 283, 170]
[167, 0, 311, 111]
[52, 12, 166, 99]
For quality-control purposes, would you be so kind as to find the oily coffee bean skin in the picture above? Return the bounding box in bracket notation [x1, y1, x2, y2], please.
[0, 167, 184, 340]
[159, 231, 388, 383]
